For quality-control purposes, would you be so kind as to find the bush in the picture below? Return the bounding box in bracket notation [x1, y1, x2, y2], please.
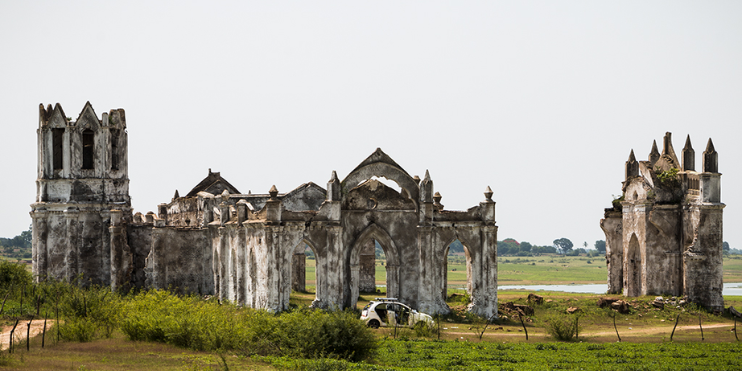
[118, 290, 377, 361]
[57, 284, 120, 341]
[543, 315, 580, 341]
[0, 259, 32, 289]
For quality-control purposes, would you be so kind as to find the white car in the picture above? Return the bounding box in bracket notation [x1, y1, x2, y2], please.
[360, 298, 434, 328]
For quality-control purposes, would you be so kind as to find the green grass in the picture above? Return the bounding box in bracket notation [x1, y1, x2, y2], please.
[268, 340, 742, 370]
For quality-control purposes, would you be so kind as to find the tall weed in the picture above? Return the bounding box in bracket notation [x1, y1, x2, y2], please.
[543, 314, 581, 341]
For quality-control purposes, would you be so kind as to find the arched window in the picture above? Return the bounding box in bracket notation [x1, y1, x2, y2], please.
[110, 129, 119, 170]
[82, 129, 94, 170]
[52, 128, 64, 170]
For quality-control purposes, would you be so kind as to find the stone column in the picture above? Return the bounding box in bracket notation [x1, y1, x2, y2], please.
[358, 239, 376, 293]
[64, 207, 79, 282]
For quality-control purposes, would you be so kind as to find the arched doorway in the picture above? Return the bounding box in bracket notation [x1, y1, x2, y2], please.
[443, 239, 472, 306]
[348, 224, 400, 309]
[626, 234, 642, 296]
[290, 240, 322, 304]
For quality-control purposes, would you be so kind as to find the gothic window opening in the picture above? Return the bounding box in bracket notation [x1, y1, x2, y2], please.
[82, 129, 94, 170]
[110, 129, 119, 170]
[52, 128, 64, 170]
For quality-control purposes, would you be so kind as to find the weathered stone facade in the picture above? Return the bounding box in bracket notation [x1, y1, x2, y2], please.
[31, 103, 499, 317]
[600, 132, 724, 311]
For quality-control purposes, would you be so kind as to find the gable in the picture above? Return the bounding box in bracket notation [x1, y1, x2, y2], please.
[185, 170, 240, 197]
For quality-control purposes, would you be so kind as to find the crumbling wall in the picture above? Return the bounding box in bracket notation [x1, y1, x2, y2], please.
[602, 132, 725, 311]
[146, 227, 213, 295]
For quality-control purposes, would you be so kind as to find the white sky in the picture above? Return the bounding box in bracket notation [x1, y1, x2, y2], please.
[1, 1, 741, 249]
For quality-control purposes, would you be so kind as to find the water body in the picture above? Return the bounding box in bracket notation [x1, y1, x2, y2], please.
[497, 282, 742, 296]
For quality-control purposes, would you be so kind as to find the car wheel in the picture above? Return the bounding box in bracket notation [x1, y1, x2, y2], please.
[368, 319, 380, 329]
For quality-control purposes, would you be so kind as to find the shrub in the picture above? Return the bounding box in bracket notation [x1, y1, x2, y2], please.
[57, 284, 120, 341]
[118, 290, 377, 361]
[0, 260, 32, 288]
[543, 315, 580, 341]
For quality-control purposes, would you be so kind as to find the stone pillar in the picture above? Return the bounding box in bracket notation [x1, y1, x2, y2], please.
[31, 209, 48, 282]
[416, 225, 434, 312]
[359, 239, 376, 293]
[600, 210, 623, 294]
[292, 252, 306, 292]
[109, 209, 132, 292]
[64, 207, 79, 282]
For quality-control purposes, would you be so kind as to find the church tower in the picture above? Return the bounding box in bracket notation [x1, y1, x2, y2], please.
[31, 102, 132, 288]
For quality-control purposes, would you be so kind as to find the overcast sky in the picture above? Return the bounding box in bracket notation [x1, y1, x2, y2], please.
[1, 1, 740, 249]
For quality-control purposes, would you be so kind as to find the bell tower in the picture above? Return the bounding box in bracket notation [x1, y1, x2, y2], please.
[31, 102, 132, 287]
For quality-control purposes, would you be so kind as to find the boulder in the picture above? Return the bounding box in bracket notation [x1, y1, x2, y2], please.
[566, 307, 581, 314]
[528, 293, 544, 305]
[597, 297, 620, 308]
[610, 300, 630, 314]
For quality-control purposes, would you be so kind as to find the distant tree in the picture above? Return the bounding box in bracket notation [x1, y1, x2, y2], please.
[723, 241, 730, 252]
[553, 238, 573, 254]
[575, 248, 587, 255]
[532, 245, 557, 254]
[595, 240, 606, 254]
[498, 239, 520, 256]
[520, 241, 532, 252]
[583, 241, 588, 249]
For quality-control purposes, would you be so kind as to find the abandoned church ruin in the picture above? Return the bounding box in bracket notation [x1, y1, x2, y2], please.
[601, 132, 724, 311]
[30, 103, 499, 316]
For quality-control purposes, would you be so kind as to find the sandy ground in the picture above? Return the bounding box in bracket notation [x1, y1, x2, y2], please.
[0, 319, 53, 351]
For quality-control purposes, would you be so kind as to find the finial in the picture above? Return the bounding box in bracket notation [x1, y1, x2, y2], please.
[209, 168, 212, 175]
[221, 189, 230, 202]
[269, 185, 279, 200]
[173, 189, 180, 199]
[484, 186, 493, 201]
[649, 140, 660, 166]
[662, 132, 673, 156]
[413, 175, 420, 183]
[626, 149, 639, 178]
[330, 170, 340, 183]
[433, 192, 443, 210]
[703, 138, 718, 173]
[682, 135, 695, 171]
[423, 170, 431, 182]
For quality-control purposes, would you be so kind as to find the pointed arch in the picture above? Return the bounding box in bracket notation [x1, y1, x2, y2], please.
[341, 149, 419, 205]
[626, 233, 642, 296]
[348, 223, 401, 308]
[350, 223, 400, 267]
[441, 236, 473, 303]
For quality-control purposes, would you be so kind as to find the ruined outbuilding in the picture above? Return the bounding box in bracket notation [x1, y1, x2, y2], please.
[600, 132, 724, 311]
[31, 103, 499, 317]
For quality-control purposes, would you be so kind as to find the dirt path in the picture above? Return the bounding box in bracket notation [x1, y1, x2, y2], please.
[0, 319, 53, 351]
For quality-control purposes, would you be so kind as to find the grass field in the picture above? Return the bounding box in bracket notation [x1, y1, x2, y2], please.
[303, 254, 742, 288]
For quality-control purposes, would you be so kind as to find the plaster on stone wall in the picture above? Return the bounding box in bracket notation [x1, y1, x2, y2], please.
[32, 103, 499, 317]
[601, 132, 725, 311]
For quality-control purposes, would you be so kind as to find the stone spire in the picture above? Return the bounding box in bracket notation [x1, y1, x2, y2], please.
[681, 135, 695, 171]
[327, 170, 341, 201]
[173, 189, 180, 200]
[420, 170, 433, 203]
[648, 140, 660, 167]
[703, 138, 718, 173]
[625, 150, 638, 179]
